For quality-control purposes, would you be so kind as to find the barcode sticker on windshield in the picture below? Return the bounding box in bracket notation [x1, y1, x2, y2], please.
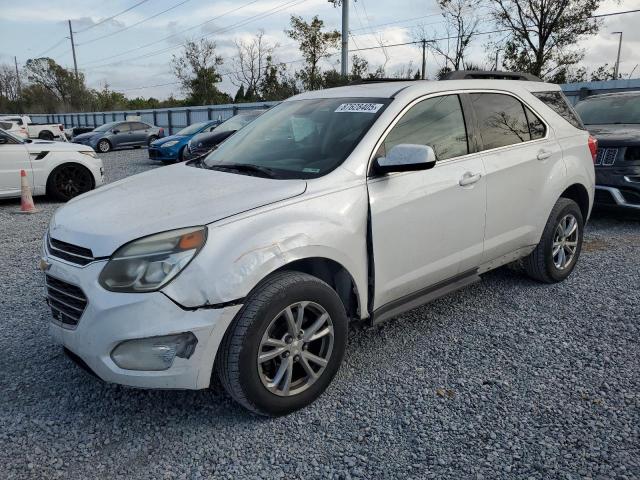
[335, 103, 383, 113]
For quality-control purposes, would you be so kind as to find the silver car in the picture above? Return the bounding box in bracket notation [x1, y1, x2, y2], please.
[72, 121, 164, 153]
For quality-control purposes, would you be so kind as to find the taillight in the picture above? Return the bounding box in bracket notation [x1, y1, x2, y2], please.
[588, 135, 598, 163]
[158, 128, 164, 137]
[59, 125, 64, 131]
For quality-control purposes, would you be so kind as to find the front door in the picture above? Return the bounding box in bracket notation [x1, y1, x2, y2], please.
[110, 122, 131, 147]
[0, 131, 31, 198]
[367, 94, 487, 310]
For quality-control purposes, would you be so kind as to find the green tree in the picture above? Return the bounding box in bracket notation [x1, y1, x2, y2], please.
[490, 0, 602, 79]
[171, 39, 231, 105]
[286, 15, 341, 90]
[24, 57, 92, 111]
[258, 56, 299, 100]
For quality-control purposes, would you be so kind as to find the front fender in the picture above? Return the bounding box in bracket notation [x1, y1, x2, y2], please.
[162, 185, 370, 315]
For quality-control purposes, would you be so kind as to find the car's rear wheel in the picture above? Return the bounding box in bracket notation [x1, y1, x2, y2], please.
[97, 139, 111, 153]
[523, 198, 584, 283]
[47, 164, 94, 201]
[38, 131, 54, 141]
[148, 135, 158, 146]
[216, 271, 348, 416]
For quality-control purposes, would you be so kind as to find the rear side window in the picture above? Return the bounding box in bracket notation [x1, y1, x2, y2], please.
[130, 122, 149, 131]
[533, 91, 584, 129]
[380, 94, 469, 161]
[471, 93, 534, 150]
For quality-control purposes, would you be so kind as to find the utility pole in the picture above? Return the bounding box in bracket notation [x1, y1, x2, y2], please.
[68, 19, 78, 79]
[421, 39, 426, 80]
[14, 56, 21, 96]
[341, 0, 349, 77]
[494, 50, 499, 71]
[612, 31, 622, 79]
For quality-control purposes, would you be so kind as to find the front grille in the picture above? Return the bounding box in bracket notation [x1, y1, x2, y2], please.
[47, 234, 95, 266]
[148, 148, 159, 158]
[45, 275, 88, 327]
[596, 147, 619, 166]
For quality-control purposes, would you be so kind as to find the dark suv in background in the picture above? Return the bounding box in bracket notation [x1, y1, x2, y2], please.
[575, 92, 640, 210]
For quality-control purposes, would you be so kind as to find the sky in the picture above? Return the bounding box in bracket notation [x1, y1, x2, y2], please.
[0, 0, 638, 100]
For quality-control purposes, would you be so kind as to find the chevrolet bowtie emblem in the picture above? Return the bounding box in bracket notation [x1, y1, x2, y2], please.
[39, 258, 52, 272]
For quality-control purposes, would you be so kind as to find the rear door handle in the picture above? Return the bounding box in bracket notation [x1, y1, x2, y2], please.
[537, 150, 552, 161]
[459, 172, 482, 186]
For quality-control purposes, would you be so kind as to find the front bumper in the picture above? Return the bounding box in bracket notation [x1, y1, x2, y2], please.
[595, 165, 640, 209]
[148, 146, 179, 161]
[43, 254, 241, 389]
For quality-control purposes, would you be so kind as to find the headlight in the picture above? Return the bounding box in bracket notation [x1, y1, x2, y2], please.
[161, 140, 179, 148]
[79, 150, 97, 158]
[99, 226, 207, 292]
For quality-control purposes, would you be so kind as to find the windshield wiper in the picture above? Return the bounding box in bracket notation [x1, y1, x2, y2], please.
[209, 163, 277, 178]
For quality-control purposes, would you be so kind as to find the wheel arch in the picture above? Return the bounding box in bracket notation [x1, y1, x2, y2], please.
[559, 183, 590, 222]
[272, 257, 361, 320]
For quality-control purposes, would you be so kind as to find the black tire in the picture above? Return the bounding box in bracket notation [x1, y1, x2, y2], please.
[38, 131, 54, 141]
[97, 139, 111, 153]
[216, 271, 348, 416]
[147, 135, 158, 146]
[178, 146, 187, 162]
[46, 164, 94, 201]
[523, 198, 584, 283]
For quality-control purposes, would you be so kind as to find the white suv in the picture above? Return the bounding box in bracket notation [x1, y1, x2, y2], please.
[42, 79, 595, 416]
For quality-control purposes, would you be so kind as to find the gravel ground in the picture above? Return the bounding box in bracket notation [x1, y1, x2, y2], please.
[0, 148, 638, 480]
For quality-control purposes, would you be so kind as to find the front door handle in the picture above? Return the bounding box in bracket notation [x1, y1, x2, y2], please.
[537, 150, 552, 161]
[459, 171, 482, 186]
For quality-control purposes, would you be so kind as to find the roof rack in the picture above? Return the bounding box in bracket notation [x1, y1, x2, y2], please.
[442, 70, 543, 82]
[349, 78, 423, 85]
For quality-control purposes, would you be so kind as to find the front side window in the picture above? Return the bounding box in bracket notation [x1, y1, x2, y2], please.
[114, 123, 130, 133]
[201, 98, 389, 179]
[378, 94, 469, 161]
[471, 93, 536, 150]
[94, 122, 117, 132]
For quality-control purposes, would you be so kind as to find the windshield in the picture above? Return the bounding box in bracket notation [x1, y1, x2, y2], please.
[94, 122, 118, 132]
[575, 95, 640, 125]
[201, 98, 389, 179]
[177, 122, 210, 135]
[215, 114, 259, 133]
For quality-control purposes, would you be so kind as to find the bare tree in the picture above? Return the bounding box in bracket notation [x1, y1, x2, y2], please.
[416, 0, 483, 71]
[0, 64, 21, 103]
[232, 31, 277, 100]
[490, 0, 602, 80]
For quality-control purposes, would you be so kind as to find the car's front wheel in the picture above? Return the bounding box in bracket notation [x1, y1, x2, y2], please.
[97, 139, 111, 153]
[47, 164, 94, 201]
[217, 271, 348, 416]
[523, 197, 584, 283]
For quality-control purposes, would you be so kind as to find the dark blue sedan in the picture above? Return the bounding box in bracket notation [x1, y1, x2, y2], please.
[148, 120, 221, 163]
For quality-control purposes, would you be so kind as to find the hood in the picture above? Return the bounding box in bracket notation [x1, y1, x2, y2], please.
[73, 132, 99, 142]
[153, 134, 187, 146]
[586, 124, 640, 147]
[25, 140, 94, 154]
[49, 163, 307, 257]
[190, 130, 235, 148]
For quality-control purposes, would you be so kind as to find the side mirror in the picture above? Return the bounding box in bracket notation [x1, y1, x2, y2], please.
[374, 144, 436, 174]
[112, 129, 120, 134]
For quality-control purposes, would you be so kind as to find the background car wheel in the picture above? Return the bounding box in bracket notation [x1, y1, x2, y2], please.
[148, 135, 158, 146]
[216, 271, 348, 416]
[38, 131, 54, 141]
[523, 198, 584, 283]
[46, 164, 94, 201]
[97, 139, 111, 153]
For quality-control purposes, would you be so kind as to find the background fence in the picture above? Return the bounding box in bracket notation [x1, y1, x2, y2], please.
[26, 101, 280, 135]
[8, 79, 640, 133]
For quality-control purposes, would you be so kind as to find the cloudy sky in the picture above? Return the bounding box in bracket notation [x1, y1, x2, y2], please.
[1, 0, 638, 99]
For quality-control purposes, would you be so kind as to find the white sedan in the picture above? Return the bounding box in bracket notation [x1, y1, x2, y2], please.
[0, 129, 103, 201]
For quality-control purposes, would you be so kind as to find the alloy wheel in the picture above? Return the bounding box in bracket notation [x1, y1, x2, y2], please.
[257, 301, 334, 397]
[53, 165, 91, 199]
[552, 213, 579, 270]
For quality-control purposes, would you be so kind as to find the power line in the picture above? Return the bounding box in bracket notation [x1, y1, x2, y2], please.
[77, 0, 193, 46]
[74, 0, 151, 34]
[81, 0, 263, 66]
[32, 37, 68, 58]
[83, 0, 309, 71]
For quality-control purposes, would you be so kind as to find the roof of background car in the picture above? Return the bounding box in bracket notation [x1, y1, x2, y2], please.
[580, 91, 640, 99]
[287, 79, 561, 101]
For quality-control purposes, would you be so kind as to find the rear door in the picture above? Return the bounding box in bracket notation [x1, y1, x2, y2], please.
[0, 131, 31, 198]
[130, 122, 150, 145]
[368, 94, 486, 310]
[468, 92, 562, 263]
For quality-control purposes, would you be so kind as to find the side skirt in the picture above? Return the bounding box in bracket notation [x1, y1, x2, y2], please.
[370, 270, 481, 326]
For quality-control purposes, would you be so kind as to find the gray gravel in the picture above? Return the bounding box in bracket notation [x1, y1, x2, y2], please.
[0, 148, 638, 479]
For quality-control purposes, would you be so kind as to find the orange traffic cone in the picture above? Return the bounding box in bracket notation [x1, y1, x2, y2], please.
[19, 169, 39, 214]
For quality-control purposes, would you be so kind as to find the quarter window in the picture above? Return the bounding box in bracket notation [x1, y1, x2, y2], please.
[379, 94, 469, 161]
[471, 93, 545, 150]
